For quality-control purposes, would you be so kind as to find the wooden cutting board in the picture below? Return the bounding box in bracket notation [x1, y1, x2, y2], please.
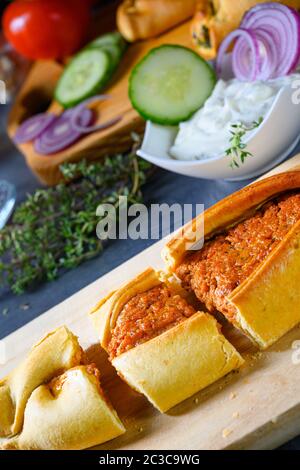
[2, 154, 300, 450]
[7, 19, 194, 186]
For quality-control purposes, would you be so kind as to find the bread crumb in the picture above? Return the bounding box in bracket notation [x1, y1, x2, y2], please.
[230, 392, 237, 400]
[251, 352, 262, 361]
[222, 428, 232, 439]
[194, 398, 199, 405]
[232, 412, 239, 419]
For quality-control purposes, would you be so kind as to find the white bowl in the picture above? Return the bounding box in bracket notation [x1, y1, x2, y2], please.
[137, 85, 300, 181]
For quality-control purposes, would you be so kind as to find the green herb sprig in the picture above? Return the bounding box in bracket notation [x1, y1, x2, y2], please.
[226, 117, 263, 169]
[0, 140, 151, 295]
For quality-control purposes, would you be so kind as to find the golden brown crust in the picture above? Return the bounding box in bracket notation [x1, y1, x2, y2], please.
[89, 268, 196, 353]
[163, 171, 300, 270]
[90, 268, 163, 351]
[112, 312, 244, 412]
[191, 0, 300, 60]
[163, 170, 300, 349]
[0, 326, 82, 438]
[228, 220, 300, 349]
[117, 0, 197, 42]
[0, 328, 125, 450]
[90, 269, 244, 412]
[0, 366, 125, 450]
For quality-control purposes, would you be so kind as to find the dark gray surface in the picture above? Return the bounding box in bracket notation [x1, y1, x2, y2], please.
[0, 105, 299, 450]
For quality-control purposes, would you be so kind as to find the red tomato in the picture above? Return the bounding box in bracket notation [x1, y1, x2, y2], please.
[2, 0, 91, 60]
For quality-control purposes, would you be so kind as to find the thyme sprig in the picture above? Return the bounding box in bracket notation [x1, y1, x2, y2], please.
[0, 142, 151, 295]
[226, 117, 263, 169]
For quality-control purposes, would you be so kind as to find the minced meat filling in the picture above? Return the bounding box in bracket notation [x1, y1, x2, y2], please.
[176, 192, 300, 320]
[108, 285, 196, 358]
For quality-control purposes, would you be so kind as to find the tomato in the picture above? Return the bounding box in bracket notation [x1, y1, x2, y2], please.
[2, 0, 91, 60]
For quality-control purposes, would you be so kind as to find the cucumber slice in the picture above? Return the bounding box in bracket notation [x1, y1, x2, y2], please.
[99, 43, 122, 70]
[55, 49, 112, 108]
[129, 45, 217, 125]
[87, 32, 127, 54]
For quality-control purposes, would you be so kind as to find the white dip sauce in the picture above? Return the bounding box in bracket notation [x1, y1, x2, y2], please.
[170, 75, 299, 161]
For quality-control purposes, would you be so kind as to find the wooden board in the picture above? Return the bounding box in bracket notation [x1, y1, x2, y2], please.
[2, 154, 300, 450]
[7, 18, 194, 186]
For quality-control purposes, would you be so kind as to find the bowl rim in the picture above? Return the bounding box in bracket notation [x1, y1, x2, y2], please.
[138, 83, 293, 168]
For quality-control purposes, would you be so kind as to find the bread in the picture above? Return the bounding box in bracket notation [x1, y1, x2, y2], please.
[1, 366, 125, 450]
[191, 0, 300, 60]
[163, 171, 300, 349]
[117, 0, 197, 42]
[0, 327, 125, 450]
[0, 326, 82, 438]
[90, 268, 244, 413]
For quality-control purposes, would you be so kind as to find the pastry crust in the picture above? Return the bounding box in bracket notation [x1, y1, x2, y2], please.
[113, 313, 243, 412]
[192, 0, 300, 60]
[0, 366, 125, 450]
[229, 220, 300, 349]
[90, 268, 163, 351]
[0, 326, 82, 438]
[117, 0, 197, 42]
[0, 327, 125, 450]
[163, 171, 300, 349]
[90, 268, 244, 412]
[163, 172, 300, 268]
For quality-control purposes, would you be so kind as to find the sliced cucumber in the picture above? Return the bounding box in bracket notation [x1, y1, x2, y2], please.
[129, 45, 217, 125]
[55, 49, 112, 108]
[87, 32, 127, 53]
[99, 43, 122, 71]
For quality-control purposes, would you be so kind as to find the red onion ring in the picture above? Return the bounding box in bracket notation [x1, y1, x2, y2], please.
[20, 95, 123, 156]
[254, 29, 279, 79]
[34, 108, 93, 155]
[241, 3, 300, 77]
[70, 95, 123, 134]
[231, 32, 262, 81]
[233, 28, 278, 81]
[14, 113, 57, 144]
[217, 28, 261, 81]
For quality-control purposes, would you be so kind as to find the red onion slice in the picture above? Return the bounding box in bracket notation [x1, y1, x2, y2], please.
[233, 28, 278, 81]
[217, 28, 261, 81]
[70, 95, 122, 134]
[71, 110, 122, 134]
[254, 29, 279, 79]
[231, 32, 263, 81]
[14, 113, 57, 144]
[33, 94, 122, 155]
[241, 3, 300, 77]
[34, 108, 93, 155]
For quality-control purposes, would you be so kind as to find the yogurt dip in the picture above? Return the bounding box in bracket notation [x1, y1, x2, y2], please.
[170, 75, 300, 161]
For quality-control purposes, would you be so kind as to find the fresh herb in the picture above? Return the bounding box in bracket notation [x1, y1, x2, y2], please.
[209, 0, 216, 16]
[0, 141, 151, 295]
[226, 117, 263, 169]
[200, 25, 211, 49]
[193, 25, 211, 49]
